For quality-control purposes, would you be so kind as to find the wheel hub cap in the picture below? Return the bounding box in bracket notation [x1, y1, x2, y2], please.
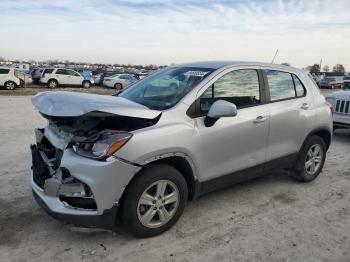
[137, 180, 179, 228]
[305, 144, 323, 176]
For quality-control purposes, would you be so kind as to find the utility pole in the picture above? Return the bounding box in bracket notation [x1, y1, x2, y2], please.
[319, 59, 323, 72]
[271, 49, 279, 64]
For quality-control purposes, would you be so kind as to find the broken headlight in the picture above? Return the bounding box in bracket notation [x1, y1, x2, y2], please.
[73, 131, 132, 160]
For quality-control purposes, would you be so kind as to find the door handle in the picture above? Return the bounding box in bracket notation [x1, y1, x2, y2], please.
[253, 115, 266, 124]
[301, 103, 309, 110]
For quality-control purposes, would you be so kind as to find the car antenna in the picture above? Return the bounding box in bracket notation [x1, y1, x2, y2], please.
[271, 49, 279, 64]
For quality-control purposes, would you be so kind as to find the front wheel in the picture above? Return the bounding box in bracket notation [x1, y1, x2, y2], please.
[121, 164, 188, 237]
[291, 135, 326, 182]
[114, 83, 122, 90]
[47, 79, 58, 88]
[82, 80, 91, 88]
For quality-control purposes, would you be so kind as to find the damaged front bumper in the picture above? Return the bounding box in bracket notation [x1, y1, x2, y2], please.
[31, 128, 141, 230]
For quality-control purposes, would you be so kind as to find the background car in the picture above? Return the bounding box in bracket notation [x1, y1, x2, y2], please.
[40, 68, 94, 88]
[318, 76, 343, 89]
[326, 85, 350, 130]
[92, 73, 103, 85]
[0, 67, 21, 90]
[30, 68, 43, 85]
[103, 74, 137, 89]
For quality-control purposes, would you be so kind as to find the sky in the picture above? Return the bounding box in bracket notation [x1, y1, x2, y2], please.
[1, 0, 350, 69]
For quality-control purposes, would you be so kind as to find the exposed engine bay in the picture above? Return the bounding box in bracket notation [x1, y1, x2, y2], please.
[41, 111, 160, 150]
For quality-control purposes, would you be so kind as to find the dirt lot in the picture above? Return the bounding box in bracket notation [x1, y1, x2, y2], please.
[0, 93, 349, 262]
[0, 85, 116, 96]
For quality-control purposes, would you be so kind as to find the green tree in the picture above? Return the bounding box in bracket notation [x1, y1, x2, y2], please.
[322, 65, 329, 72]
[309, 64, 320, 73]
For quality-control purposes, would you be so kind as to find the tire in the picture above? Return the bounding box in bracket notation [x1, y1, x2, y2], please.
[291, 135, 326, 182]
[4, 81, 16, 90]
[121, 164, 188, 237]
[82, 80, 91, 88]
[114, 83, 122, 90]
[47, 79, 58, 88]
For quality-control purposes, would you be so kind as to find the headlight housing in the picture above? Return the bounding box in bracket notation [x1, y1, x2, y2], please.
[73, 131, 132, 160]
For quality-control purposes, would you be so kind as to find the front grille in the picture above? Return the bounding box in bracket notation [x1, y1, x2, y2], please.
[335, 99, 350, 114]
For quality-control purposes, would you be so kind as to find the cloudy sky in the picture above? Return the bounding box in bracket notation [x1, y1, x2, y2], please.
[1, 0, 350, 69]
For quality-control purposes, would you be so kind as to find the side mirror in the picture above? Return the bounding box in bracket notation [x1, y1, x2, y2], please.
[205, 100, 237, 127]
[207, 100, 237, 118]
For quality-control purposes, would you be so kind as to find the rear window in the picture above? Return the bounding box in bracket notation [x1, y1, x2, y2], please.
[43, 69, 54, 74]
[266, 70, 295, 101]
[266, 70, 306, 101]
[0, 69, 10, 74]
[56, 69, 68, 75]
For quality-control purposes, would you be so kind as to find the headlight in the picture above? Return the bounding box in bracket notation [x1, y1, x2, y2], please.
[73, 131, 132, 160]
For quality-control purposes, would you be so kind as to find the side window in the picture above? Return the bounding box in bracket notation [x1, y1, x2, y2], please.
[119, 75, 127, 80]
[67, 70, 79, 76]
[56, 69, 68, 75]
[200, 69, 261, 114]
[44, 69, 54, 74]
[0, 69, 10, 74]
[266, 70, 295, 101]
[292, 75, 306, 97]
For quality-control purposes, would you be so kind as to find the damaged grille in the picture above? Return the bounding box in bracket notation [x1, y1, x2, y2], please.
[31, 129, 63, 188]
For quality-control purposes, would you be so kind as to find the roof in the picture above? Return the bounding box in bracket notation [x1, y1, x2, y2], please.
[177, 60, 303, 73]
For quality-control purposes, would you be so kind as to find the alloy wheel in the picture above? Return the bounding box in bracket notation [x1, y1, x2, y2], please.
[305, 144, 323, 176]
[6, 82, 15, 90]
[137, 180, 179, 229]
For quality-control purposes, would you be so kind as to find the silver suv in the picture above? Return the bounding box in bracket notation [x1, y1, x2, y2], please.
[31, 61, 332, 237]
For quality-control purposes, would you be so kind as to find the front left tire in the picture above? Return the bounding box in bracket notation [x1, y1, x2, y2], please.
[121, 164, 188, 237]
[114, 83, 122, 90]
[82, 80, 91, 88]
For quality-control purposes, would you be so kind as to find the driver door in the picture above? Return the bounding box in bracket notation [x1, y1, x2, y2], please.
[193, 69, 269, 184]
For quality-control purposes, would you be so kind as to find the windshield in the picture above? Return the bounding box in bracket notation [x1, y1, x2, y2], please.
[120, 67, 214, 110]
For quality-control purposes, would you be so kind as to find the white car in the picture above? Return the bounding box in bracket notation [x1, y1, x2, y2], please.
[103, 74, 136, 89]
[0, 67, 21, 90]
[40, 68, 94, 88]
[326, 85, 350, 130]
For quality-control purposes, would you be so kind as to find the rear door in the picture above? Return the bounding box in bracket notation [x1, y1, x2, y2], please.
[262, 69, 310, 163]
[0, 68, 10, 85]
[67, 70, 83, 85]
[55, 69, 69, 85]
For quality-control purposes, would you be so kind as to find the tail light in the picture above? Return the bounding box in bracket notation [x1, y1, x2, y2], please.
[326, 101, 333, 113]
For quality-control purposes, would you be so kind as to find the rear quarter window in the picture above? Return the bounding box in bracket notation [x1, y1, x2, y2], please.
[0, 69, 10, 74]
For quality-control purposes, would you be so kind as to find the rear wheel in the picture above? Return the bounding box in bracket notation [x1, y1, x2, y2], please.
[4, 81, 16, 90]
[114, 83, 122, 90]
[47, 79, 58, 88]
[121, 164, 188, 237]
[292, 135, 326, 182]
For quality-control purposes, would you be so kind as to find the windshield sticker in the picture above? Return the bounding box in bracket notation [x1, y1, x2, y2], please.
[184, 71, 210, 77]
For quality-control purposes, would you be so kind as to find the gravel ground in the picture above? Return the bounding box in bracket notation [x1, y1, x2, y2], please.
[0, 85, 116, 96]
[0, 94, 349, 262]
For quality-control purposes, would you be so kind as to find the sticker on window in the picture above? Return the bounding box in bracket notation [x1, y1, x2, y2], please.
[184, 71, 210, 77]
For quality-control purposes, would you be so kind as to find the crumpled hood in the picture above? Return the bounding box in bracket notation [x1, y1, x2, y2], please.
[32, 91, 161, 119]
